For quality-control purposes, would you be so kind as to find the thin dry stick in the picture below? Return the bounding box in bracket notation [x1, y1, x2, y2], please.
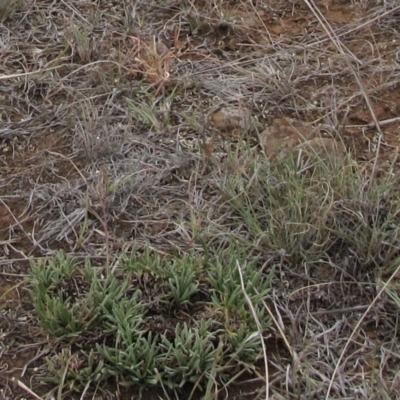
[12, 378, 43, 400]
[236, 260, 269, 400]
[345, 117, 400, 128]
[325, 262, 400, 400]
[45, 150, 87, 184]
[60, 0, 89, 24]
[302, 0, 384, 180]
[305, 5, 400, 49]
[0, 60, 123, 87]
[248, 2, 274, 44]
[0, 65, 63, 81]
[44, 151, 114, 269]
[0, 199, 33, 246]
[259, 296, 298, 363]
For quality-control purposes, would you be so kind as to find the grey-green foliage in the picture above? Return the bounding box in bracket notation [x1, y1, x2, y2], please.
[97, 332, 159, 387]
[122, 246, 166, 275]
[167, 256, 199, 308]
[42, 348, 103, 390]
[32, 294, 93, 338]
[0, 0, 23, 22]
[223, 154, 336, 263]
[28, 252, 92, 337]
[122, 248, 200, 309]
[29, 251, 77, 289]
[28, 246, 274, 393]
[223, 151, 400, 268]
[208, 241, 273, 331]
[94, 287, 157, 387]
[100, 295, 145, 343]
[159, 321, 221, 389]
[86, 271, 128, 315]
[28, 252, 130, 338]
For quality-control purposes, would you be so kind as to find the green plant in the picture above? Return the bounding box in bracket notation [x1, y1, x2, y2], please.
[28, 252, 95, 337]
[208, 241, 272, 331]
[122, 246, 165, 275]
[100, 295, 145, 341]
[70, 22, 92, 62]
[28, 253, 128, 338]
[167, 256, 199, 308]
[118, 2, 145, 31]
[125, 96, 162, 132]
[28, 251, 77, 289]
[27, 246, 274, 395]
[158, 321, 221, 389]
[95, 294, 159, 388]
[97, 332, 159, 388]
[42, 348, 104, 394]
[31, 293, 94, 338]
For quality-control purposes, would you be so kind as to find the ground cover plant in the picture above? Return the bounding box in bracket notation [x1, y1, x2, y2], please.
[27, 245, 272, 397]
[1, 0, 400, 399]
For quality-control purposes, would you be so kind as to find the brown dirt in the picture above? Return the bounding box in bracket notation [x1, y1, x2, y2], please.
[1, 0, 400, 398]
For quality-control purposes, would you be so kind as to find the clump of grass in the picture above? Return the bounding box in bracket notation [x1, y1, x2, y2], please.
[69, 22, 93, 63]
[27, 245, 273, 396]
[0, 0, 23, 22]
[215, 147, 400, 398]
[221, 150, 400, 270]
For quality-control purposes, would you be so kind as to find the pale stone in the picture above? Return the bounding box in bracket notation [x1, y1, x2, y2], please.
[260, 118, 347, 162]
[209, 106, 256, 133]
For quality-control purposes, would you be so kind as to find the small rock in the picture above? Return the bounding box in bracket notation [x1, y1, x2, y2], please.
[260, 118, 347, 162]
[209, 105, 257, 133]
[296, 137, 347, 161]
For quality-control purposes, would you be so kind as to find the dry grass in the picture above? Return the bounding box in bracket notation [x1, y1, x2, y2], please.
[1, 0, 400, 399]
